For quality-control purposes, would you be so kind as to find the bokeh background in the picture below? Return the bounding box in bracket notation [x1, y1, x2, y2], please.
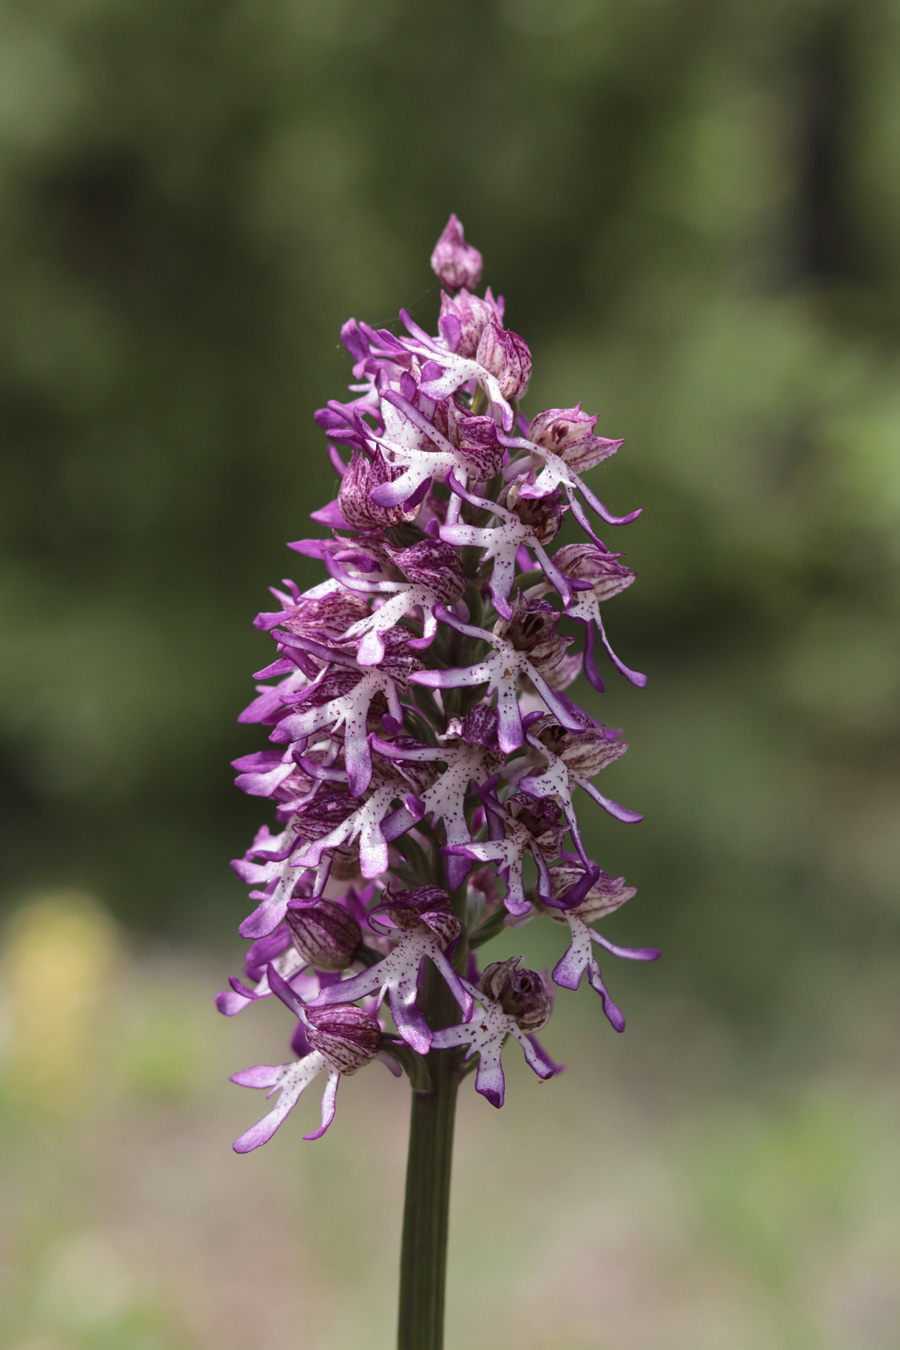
[2, 1, 899, 1347]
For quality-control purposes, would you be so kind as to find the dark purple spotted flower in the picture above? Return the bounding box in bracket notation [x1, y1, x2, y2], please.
[222, 216, 655, 1151]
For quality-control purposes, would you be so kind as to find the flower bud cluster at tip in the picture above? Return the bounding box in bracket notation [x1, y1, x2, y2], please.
[222, 215, 658, 1149]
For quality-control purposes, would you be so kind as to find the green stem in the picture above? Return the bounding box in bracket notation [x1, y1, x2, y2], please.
[396, 962, 461, 1350]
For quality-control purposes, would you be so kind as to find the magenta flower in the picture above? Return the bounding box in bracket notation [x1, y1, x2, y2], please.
[430, 959, 561, 1108]
[221, 216, 655, 1155]
[312, 886, 474, 1055]
[231, 966, 385, 1151]
[544, 865, 660, 1030]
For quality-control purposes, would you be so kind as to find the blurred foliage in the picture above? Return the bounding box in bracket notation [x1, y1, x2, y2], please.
[0, 0, 898, 1042]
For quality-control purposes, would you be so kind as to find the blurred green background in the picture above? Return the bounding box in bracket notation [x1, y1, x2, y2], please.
[1, 1, 899, 1346]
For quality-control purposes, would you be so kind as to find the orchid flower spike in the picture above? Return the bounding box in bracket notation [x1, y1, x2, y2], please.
[221, 216, 655, 1148]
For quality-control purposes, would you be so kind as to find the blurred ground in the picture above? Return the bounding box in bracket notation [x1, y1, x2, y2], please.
[0, 901, 898, 1350]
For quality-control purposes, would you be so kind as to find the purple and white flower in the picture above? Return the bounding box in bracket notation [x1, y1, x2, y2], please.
[313, 887, 473, 1055]
[431, 960, 560, 1108]
[222, 216, 654, 1146]
[544, 865, 660, 1030]
[231, 970, 383, 1151]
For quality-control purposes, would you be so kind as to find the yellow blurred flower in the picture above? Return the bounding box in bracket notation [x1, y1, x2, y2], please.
[1, 891, 120, 1113]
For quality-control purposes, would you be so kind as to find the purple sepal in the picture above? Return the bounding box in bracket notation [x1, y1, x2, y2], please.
[476, 323, 532, 400]
[439, 312, 462, 352]
[548, 863, 601, 911]
[340, 317, 370, 362]
[291, 1021, 313, 1059]
[287, 537, 336, 559]
[266, 961, 305, 1013]
[310, 500, 353, 529]
[377, 1048, 404, 1078]
[232, 750, 294, 798]
[246, 925, 291, 971]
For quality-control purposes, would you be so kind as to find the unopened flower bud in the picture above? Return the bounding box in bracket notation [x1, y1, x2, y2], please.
[476, 322, 532, 399]
[468, 864, 502, 910]
[528, 405, 622, 474]
[479, 957, 552, 1032]
[305, 1004, 381, 1074]
[285, 899, 362, 972]
[431, 214, 483, 291]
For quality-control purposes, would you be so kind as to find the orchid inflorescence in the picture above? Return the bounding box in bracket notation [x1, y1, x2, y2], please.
[220, 216, 658, 1154]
